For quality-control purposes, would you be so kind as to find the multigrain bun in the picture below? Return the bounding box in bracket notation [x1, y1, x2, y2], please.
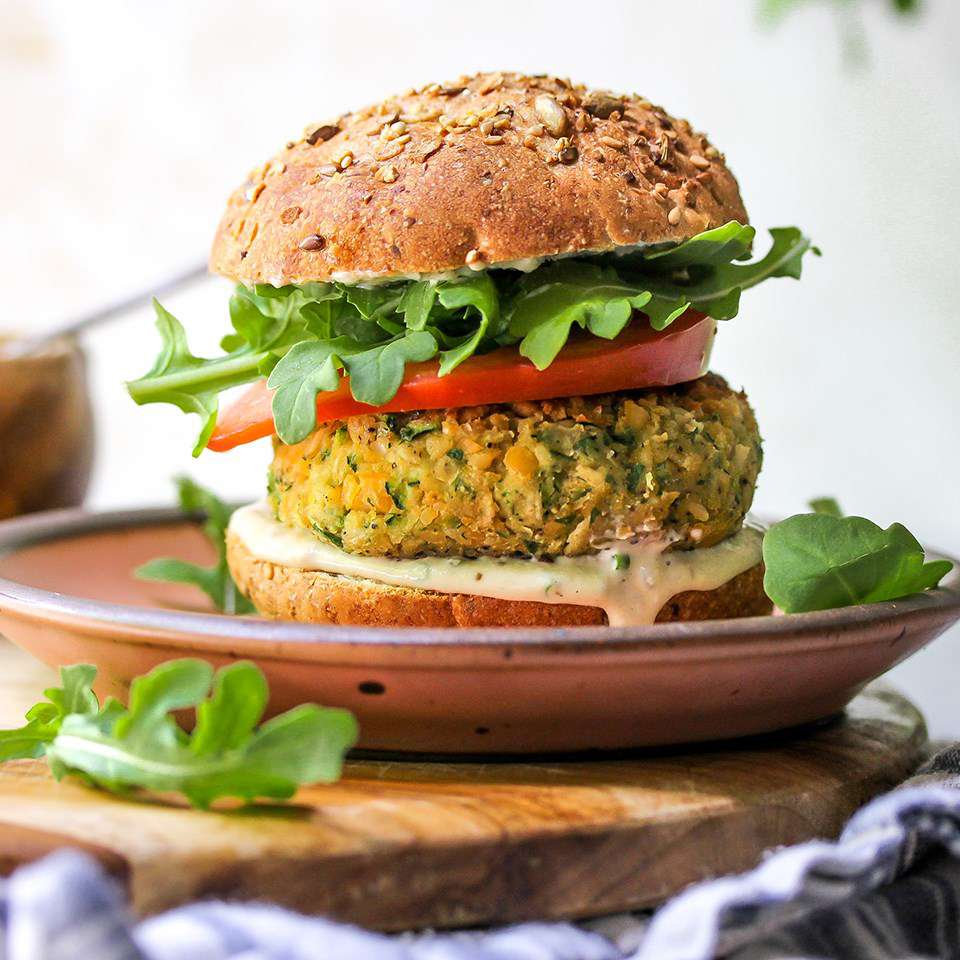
[211, 72, 747, 286]
[227, 532, 771, 627]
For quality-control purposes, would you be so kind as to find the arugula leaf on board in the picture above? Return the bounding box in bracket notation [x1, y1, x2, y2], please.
[0, 665, 99, 761]
[126, 222, 817, 452]
[0, 660, 357, 809]
[762, 514, 953, 613]
[136, 476, 255, 615]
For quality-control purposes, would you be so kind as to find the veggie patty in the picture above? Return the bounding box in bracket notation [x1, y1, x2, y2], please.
[268, 373, 762, 559]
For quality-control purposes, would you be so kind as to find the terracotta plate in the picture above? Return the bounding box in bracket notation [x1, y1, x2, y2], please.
[0, 507, 957, 754]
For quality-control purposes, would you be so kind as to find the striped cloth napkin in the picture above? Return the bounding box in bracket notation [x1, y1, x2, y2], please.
[3, 747, 960, 960]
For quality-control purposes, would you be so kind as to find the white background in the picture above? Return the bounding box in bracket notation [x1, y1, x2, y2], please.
[2, 1, 958, 732]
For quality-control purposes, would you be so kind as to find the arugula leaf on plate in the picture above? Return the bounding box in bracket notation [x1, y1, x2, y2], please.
[136, 476, 255, 615]
[763, 513, 953, 613]
[0, 660, 357, 809]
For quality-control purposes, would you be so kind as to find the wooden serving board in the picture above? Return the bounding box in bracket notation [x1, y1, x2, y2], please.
[0, 643, 926, 931]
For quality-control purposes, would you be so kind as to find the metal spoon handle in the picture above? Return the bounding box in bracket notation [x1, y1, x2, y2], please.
[4, 261, 209, 359]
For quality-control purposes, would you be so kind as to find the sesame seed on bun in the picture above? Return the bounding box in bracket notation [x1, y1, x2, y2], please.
[210, 72, 747, 286]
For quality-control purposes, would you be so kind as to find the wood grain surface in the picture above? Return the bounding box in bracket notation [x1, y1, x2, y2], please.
[0, 643, 927, 930]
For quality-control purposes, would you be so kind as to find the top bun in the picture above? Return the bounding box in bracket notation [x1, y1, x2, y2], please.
[210, 72, 747, 286]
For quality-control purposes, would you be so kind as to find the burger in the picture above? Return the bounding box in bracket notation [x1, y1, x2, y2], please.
[128, 72, 816, 628]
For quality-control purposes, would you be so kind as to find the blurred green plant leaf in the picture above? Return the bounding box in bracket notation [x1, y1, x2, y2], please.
[136, 476, 255, 615]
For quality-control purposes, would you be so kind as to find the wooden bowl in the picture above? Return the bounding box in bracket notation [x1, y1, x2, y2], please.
[0, 338, 94, 520]
[0, 506, 957, 755]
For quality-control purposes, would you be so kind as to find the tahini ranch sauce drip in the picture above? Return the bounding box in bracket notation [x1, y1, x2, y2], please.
[230, 501, 763, 627]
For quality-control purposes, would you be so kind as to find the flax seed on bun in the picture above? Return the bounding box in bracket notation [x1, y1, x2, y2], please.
[210, 71, 747, 286]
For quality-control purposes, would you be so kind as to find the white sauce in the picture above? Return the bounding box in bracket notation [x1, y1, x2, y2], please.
[328, 256, 544, 286]
[230, 501, 764, 626]
[322, 241, 665, 287]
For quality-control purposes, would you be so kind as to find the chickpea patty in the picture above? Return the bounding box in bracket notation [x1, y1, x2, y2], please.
[268, 373, 762, 559]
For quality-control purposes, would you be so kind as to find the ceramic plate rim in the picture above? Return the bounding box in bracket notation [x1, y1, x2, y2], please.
[0, 505, 957, 650]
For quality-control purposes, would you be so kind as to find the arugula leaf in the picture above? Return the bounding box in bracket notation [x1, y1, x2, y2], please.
[643, 295, 693, 332]
[398, 281, 437, 330]
[507, 227, 816, 367]
[229, 291, 281, 352]
[345, 285, 404, 321]
[267, 338, 362, 444]
[435, 274, 501, 374]
[0, 664, 100, 761]
[129, 287, 353, 454]
[808, 497, 843, 517]
[342, 331, 437, 405]
[0, 723, 56, 762]
[1, 659, 358, 808]
[642, 220, 757, 268]
[508, 262, 654, 369]
[763, 514, 953, 613]
[45, 664, 100, 718]
[127, 222, 817, 451]
[136, 476, 255, 615]
[126, 301, 268, 456]
[638, 227, 819, 320]
[310, 298, 386, 346]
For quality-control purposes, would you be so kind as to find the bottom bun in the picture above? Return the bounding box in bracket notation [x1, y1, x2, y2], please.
[227, 532, 773, 627]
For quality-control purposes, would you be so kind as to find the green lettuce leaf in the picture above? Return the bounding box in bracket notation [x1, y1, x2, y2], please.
[763, 513, 953, 613]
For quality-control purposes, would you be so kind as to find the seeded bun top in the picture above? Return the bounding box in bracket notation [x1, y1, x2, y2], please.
[210, 72, 748, 286]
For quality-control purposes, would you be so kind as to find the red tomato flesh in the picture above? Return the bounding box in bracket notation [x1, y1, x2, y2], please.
[207, 311, 715, 452]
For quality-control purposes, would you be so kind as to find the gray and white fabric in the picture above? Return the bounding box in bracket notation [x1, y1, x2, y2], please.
[3, 748, 960, 960]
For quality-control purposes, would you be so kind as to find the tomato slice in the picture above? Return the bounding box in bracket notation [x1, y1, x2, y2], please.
[207, 311, 715, 452]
